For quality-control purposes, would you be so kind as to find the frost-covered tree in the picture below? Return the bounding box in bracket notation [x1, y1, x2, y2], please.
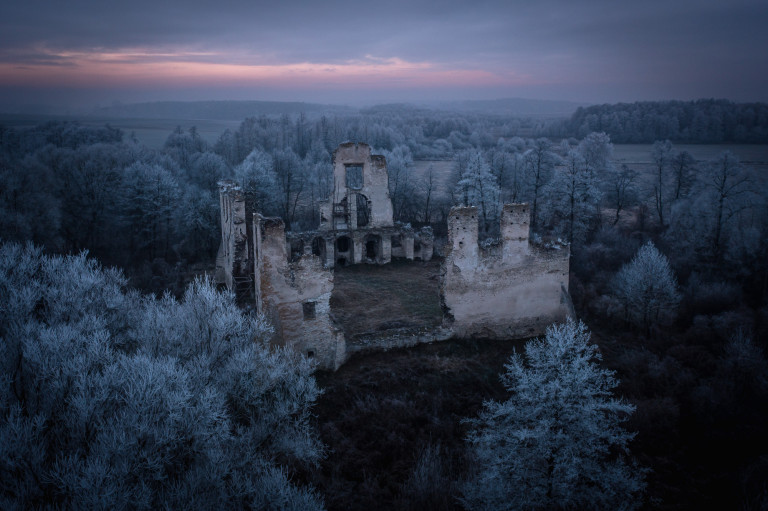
[463, 320, 645, 511]
[493, 151, 525, 204]
[175, 185, 220, 260]
[577, 132, 612, 227]
[701, 151, 752, 258]
[164, 125, 208, 171]
[420, 164, 436, 224]
[0, 151, 62, 250]
[302, 142, 334, 227]
[454, 151, 501, 235]
[233, 148, 280, 216]
[0, 242, 324, 510]
[543, 149, 601, 244]
[273, 148, 306, 230]
[664, 151, 755, 263]
[578, 132, 613, 179]
[604, 164, 639, 226]
[188, 151, 229, 191]
[522, 138, 557, 231]
[650, 140, 674, 228]
[121, 162, 180, 260]
[383, 144, 416, 222]
[670, 149, 696, 201]
[612, 241, 680, 331]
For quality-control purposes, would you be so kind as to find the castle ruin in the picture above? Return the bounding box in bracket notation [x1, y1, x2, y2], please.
[217, 142, 572, 370]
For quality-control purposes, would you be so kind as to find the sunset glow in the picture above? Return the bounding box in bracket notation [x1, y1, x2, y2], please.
[0, 49, 523, 91]
[0, 0, 766, 108]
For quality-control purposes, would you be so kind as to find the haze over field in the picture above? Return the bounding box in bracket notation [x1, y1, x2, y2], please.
[1, 0, 767, 112]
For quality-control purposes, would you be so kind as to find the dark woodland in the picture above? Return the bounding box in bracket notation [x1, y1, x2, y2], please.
[552, 99, 768, 143]
[1, 100, 768, 510]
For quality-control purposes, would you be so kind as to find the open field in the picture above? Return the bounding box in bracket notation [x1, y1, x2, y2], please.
[613, 143, 768, 172]
[115, 117, 240, 148]
[0, 113, 239, 149]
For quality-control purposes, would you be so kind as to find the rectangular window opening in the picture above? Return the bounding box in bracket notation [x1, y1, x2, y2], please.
[302, 301, 316, 320]
[345, 165, 363, 189]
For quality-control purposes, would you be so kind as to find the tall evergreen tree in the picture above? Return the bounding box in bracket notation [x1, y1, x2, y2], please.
[463, 320, 645, 511]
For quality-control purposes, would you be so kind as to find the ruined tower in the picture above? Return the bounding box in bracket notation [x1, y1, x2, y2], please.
[215, 182, 252, 301]
[319, 142, 394, 232]
[315, 142, 433, 266]
[441, 204, 571, 339]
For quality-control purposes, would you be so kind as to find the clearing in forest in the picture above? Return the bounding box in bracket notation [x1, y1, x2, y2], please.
[330, 258, 443, 338]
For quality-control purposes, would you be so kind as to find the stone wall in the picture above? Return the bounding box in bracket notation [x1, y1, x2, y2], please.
[286, 225, 434, 268]
[441, 204, 571, 339]
[319, 142, 394, 232]
[215, 181, 252, 301]
[254, 215, 346, 370]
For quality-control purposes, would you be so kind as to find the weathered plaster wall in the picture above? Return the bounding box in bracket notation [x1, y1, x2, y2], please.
[255, 215, 346, 370]
[320, 142, 394, 231]
[441, 204, 571, 339]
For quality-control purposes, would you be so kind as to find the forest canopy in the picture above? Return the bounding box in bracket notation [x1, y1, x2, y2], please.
[554, 99, 768, 143]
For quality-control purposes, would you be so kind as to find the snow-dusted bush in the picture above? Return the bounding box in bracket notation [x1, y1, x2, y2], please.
[612, 241, 680, 331]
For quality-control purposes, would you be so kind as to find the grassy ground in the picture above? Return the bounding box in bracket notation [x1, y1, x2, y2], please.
[317, 258, 529, 510]
[330, 259, 443, 338]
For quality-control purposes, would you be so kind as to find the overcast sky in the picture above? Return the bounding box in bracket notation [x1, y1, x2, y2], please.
[1, 0, 767, 110]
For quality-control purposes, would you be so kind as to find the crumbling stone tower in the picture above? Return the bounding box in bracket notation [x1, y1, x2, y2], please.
[215, 182, 252, 301]
[253, 215, 346, 370]
[319, 142, 394, 232]
[315, 142, 433, 266]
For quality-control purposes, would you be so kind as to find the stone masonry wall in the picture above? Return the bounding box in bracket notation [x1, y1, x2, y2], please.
[215, 181, 252, 300]
[441, 204, 571, 339]
[254, 215, 347, 370]
[319, 142, 394, 231]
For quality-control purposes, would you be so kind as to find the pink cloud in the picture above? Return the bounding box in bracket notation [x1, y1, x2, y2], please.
[0, 48, 533, 92]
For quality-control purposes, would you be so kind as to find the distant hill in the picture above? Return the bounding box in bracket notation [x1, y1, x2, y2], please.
[90, 100, 356, 120]
[89, 98, 587, 121]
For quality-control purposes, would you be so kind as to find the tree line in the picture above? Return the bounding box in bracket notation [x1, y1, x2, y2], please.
[550, 99, 768, 143]
[0, 113, 539, 292]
